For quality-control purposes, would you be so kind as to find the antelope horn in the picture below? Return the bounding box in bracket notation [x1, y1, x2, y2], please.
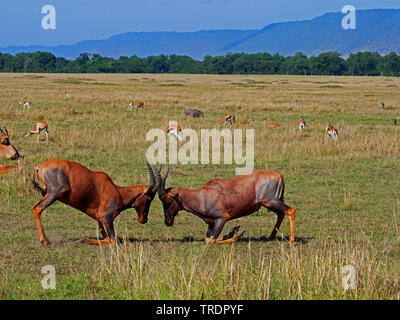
[0, 128, 4, 134]
[4, 127, 8, 134]
[146, 159, 155, 187]
[161, 165, 169, 192]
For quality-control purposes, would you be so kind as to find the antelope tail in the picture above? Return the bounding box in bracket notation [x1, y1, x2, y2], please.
[32, 166, 46, 196]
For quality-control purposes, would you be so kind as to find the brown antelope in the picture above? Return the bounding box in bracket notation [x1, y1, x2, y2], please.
[0, 127, 10, 145]
[380, 102, 385, 110]
[166, 124, 183, 141]
[0, 128, 20, 160]
[24, 121, 49, 143]
[136, 102, 144, 110]
[185, 109, 204, 118]
[237, 119, 251, 126]
[0, 156, 24, 175]
[19, 100, 31, 111]
[299, 117, 306, 133]
[156, 166, 296, 244]
[264, 121, 280, 128]
[219, 114, 235, 127]
[31, 159, 160, 246]
[326, 123, 339, 143]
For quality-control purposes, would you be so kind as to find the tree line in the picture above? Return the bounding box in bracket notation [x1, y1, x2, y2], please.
[1, 51, 400, 76]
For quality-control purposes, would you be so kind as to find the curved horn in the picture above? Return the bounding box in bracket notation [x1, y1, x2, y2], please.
[0, 128, 4, 134]
[146, 159, 155, 187]
[4, 127, 8, 135]
[160, 165, 169, 192]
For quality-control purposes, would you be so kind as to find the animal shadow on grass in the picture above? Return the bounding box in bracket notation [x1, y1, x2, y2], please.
[63, 235, 312, 246]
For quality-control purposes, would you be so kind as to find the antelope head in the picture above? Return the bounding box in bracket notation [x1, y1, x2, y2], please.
[0, 127, 10, 145]
[156, 165, 180, 227]
[134, 160, 161, 224]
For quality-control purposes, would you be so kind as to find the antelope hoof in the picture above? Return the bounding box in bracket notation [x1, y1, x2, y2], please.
[222, 225, 242, 240]
[232, 230, 245, 242]
[41, 239, 50, 246]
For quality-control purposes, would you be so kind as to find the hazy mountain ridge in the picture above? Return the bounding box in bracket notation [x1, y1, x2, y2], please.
[1, 9, 400, 59]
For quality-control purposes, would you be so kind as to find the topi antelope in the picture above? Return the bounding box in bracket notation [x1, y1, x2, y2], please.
[185, 108, 204, 118]
[19, 100, 31, 111]
[0, 127, 10, 145]
[0, 128, 20, 160]
[219, 114, 235, 127]
[156, 166, 296, 244]
[31, 159, 160, 246]
[326, 123, 339, 143]
[380, 102, 385, 110]
[24, 121, 49, 143]
[299, 117, 306, 133]
[0, 156, 24, 175]
[128, 101, 135, 110]
[264, 120, 280, 127]
[166, 123, 183, 141]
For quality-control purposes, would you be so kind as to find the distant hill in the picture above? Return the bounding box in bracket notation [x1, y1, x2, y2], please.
[2, 9, 400, 59]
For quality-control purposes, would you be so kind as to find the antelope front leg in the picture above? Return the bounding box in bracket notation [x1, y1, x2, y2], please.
[204, 218, 225, 244]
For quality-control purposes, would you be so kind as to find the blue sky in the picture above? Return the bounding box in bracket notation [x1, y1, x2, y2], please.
[1, 0, 400, 47]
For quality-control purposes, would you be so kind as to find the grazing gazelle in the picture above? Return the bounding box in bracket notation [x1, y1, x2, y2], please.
[299, 117, 307, 133]
[326, 123, 339, 143]
[19, 100, 31, 111]
[219, 114, 235, 127]
[156, 166, 296, 244]
[128, 101, 135, 110]
[0, 156, 24, 175]
[31, 159, 160, 246]
[166, 123, 183, 141]
[264, 120, 280, 128]
[24, 121, 49, 143]
[136, 102, 144, 110]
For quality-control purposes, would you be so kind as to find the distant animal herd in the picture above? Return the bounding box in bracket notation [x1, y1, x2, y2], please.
[0, 96, 393, 246]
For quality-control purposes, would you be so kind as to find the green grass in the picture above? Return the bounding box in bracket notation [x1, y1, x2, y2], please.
[0, 73, 400, 299]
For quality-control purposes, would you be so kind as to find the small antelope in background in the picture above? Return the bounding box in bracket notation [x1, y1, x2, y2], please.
[128, 101, 135, 110]
[25, 121, 49, 143]
[380, 102, 385, 110]
[166, 123, 183, 141]
[237, 119, 252, 126]
[0, 156, 24, 175]
[219, 114, 235, 127]
[61, 106, 75, 114]
[136, 102, 144, 110]
[312, 120, 318, 128]
[31, 159, 160, 246]
[326, 123, 339, 143]
[65, 92, 71, 97]
[156, 166, 296, 244]
[299, 117, 306, 133]
[185, 108, 204, 118]
[264, 121, 280, 128]
[19, 100, 31, 111]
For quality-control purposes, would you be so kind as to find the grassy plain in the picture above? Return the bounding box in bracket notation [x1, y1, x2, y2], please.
[0, 73, 400, 299]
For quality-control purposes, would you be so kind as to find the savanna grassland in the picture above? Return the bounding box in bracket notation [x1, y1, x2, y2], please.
[0, 73, 400, 300]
